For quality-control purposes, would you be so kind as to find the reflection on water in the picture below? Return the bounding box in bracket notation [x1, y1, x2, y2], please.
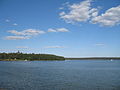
[0, 60, 120, 90]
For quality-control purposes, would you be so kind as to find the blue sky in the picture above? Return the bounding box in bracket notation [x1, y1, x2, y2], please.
[0, 0, 120, 57]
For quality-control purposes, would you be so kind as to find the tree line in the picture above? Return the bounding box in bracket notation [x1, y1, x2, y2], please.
[0, 51, 65, 61]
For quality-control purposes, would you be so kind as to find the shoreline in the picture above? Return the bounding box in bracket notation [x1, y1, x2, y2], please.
[0, 57, 120, 61]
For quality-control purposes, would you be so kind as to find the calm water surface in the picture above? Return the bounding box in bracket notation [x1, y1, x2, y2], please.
[0, 60, 120, 90]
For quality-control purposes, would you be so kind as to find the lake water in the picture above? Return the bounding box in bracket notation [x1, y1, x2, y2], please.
[0, 60, 120, 90]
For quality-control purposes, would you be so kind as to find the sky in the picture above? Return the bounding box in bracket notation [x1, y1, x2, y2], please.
[0, 0, 120, 57]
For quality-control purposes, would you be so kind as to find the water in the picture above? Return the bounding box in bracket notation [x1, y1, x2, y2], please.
[0, 60, 120, 90]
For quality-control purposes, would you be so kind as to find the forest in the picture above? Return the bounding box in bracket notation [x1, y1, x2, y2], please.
[0, 51, 65, 61]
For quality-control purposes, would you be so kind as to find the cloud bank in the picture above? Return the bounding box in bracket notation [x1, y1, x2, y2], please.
[5, 29, 45, 40]
[91, 5, 120, 26]
[59, 0, 120, 26]
[5, 28, 69, 40]
[59, 0, 98, 23]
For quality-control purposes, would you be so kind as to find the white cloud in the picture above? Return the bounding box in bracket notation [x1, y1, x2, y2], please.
[44, 46, 65, 49]
[57, 28, 69, 32]
[8, 30, 23, 35]
[47, 28, 69, 32]
[48, 28, 57, 32]
[16, 46, 29, 49]
[23, 29, 45, 35]
[95, 43, 105, 46]
[13, 23, 18, 26]
[5, 36, 30, 40]
[90, 8, 99, 17]
[59, 12, 66, 16]
[91, 5, 120, 26]
[8, 29, 45, 36]
[59, 0, 99, 23]
[59, 7, 64, 10]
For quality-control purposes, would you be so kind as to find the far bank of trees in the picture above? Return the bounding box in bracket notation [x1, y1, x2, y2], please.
[0, 52, 65, 61]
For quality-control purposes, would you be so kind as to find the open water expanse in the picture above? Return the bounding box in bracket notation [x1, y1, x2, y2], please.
[0, 60, 120, 90]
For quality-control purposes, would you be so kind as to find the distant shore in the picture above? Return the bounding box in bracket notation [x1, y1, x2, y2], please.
[65, 57, 120, 60]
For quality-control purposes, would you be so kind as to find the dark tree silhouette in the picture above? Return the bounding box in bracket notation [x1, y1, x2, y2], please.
[0, 52, 65, 61]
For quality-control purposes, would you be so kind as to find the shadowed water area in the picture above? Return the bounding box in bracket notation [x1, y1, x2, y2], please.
[0, 60, 120, 90]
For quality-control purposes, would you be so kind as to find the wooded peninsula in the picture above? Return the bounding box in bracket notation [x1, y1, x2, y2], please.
[0, 52, 65, 61]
